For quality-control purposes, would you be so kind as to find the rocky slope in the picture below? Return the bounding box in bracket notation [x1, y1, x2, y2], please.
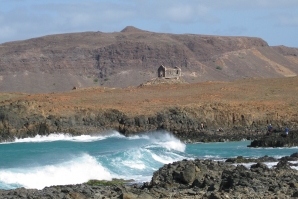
[0, 26, 297, 93]
[1, 154, 298, 198]
[0, 76, 297, 143]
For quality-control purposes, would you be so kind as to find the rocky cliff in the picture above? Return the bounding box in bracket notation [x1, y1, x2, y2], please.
[0, 26, 297, 93]
[0, 103, 264, 142]
[0, 77, 297, 143]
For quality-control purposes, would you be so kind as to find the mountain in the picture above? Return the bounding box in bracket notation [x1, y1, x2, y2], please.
[0, 26, 297, 93]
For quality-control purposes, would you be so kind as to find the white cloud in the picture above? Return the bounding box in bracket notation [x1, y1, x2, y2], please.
[199, 0, 298, 10]
[160, 4, 217, 24]
[164, 5, 195, 23]
[0, 0, 297, 47]
[277, 15, 298, 27]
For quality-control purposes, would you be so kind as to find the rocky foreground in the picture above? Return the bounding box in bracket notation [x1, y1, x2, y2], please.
[1, 153, 298, 199]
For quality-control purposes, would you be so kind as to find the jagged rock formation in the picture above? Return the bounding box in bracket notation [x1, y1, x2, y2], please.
[147, 158, 298, 198]
[225, 152, 298, 164]
[248, 131, 298, 147]
[0, 26, 297, 93]
[1, 156, 298, 198]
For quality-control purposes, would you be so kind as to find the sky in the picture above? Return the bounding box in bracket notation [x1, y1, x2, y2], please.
[0, 0, 298, 47]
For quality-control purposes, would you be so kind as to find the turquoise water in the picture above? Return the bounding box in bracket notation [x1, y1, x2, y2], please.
[0, 130, 297, 190]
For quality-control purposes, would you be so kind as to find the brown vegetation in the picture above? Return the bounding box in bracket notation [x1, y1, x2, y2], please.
[1, 76, 297, 117]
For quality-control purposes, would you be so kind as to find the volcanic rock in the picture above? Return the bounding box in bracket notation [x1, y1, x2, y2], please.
[248, 131, 298, 147]
[1, 155, 298, 198]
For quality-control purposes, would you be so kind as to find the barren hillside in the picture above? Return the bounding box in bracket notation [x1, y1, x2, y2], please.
[0, 26, 297, 93]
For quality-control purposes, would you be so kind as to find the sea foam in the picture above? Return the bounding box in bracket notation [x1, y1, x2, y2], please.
[133, 131, 186, 152]
[11, 131, 123, 143]
[0, 154, 112, 189]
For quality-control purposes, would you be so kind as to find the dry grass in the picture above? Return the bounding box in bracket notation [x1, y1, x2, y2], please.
[0, 93, 25, 102]
[1, 76, 297, 118]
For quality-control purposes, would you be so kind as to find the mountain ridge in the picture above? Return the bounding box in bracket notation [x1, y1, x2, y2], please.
[0, 26, 297, 93]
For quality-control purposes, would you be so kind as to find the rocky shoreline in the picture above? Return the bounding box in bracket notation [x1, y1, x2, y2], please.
[1, 102, 295, 144]
[1, 153, 298, 199]
[2, 97, 297, 147]
[0, 76, 297, 144]
[248, 130, 298, 147]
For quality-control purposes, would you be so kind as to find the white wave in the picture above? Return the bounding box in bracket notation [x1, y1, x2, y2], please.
[112, 148, 149, 171]
[120, 149, 147, 170]
[151, 153, 176, 164]
[126, 134, 150, 140]
[150, 151, 187, 164]
[265, 162, 278, 168]
[122, 160, 146, 170]
[159, 140, 186, 152]
[203, 155, 224, 160]
[233, 162, 269, 168]
[136, 131, 186, 152]
[127, 131, 178, 141]
[10, 131, 123, 143]
[203, 155, 218, 158]
[234, 161, 296, 169]
[289, 161, 298, 164]
[0, 154, 112, 189]
[233, 162, 254, 168]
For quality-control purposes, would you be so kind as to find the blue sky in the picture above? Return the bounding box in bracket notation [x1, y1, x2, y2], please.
[1, 0, 298, 47]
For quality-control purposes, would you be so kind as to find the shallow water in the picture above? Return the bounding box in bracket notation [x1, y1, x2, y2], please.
[0, 130, 297, 190]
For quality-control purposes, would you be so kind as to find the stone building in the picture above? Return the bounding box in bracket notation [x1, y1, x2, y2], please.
[158, 65, 181, 79]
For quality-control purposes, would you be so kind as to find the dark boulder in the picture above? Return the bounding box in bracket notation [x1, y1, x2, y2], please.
[275, 159, 292, 170]
[248, 131, 298, 147]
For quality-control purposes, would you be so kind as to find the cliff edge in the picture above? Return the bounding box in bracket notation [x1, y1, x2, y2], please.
[0, 76, 297, 143]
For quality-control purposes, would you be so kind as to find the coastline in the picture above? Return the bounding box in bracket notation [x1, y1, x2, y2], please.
[1, 153, 298, 198]
[0, 104, 295, 144]
[1, 77, 298, 144]
[0, 77, 297, 198]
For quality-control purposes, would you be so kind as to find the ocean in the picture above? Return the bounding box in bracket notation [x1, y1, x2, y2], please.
[0, 130, 297, 190]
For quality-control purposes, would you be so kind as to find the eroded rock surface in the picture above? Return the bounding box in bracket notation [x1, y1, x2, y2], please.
[248, 131, 298, 147]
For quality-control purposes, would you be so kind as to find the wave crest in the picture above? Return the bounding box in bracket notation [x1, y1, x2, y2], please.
[10, 130, 123, 143]
[134, 131, 186, 152]
[0, 154, 112, 189]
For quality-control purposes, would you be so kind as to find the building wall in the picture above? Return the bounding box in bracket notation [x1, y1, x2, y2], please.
[158, 65, 181, 79]
[165, 68, 181, 79]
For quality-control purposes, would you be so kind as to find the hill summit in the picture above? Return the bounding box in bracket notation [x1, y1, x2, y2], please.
[120, 26, 147, 33]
